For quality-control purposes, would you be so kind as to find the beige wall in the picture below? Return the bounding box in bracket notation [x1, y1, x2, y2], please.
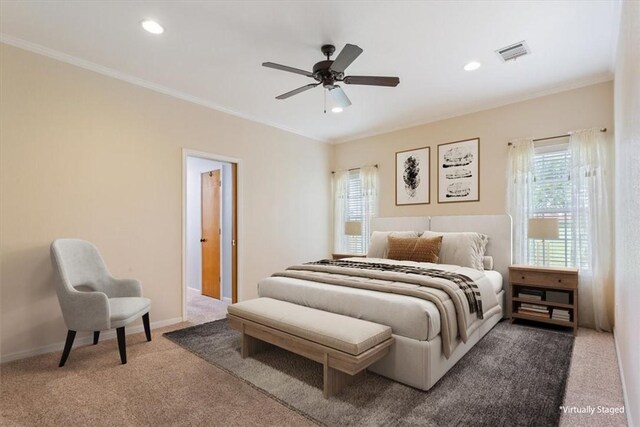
[0, 41, 619, 367]
[614, 1, 640, 425]
[333, 81, 614, 217]
[0, 44, 332, 359]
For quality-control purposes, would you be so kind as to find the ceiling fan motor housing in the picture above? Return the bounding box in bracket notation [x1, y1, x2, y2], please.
[312, 60, 341, 87]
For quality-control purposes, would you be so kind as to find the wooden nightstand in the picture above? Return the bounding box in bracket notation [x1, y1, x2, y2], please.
[509, 265, 579, 336]
[331, 253, 366, 260]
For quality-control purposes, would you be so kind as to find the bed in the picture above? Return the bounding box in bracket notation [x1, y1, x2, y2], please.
[257, 214, 512, 391]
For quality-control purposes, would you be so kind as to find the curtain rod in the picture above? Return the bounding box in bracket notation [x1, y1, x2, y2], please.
[331, 164, 378, 174]
[507, 128, 607, 146]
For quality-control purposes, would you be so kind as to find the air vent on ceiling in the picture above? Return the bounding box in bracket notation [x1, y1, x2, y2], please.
[496, 41, 530, 62]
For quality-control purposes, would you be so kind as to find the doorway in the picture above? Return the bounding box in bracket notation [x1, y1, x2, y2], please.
[184, 152, 238, 324]
[201, 169, 221, 299]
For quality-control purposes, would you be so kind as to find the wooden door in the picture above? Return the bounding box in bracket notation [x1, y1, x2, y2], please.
[231, 163, 238, 303]
[201, 169, 221, 299]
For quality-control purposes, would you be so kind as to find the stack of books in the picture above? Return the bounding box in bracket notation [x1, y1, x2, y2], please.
[518, 303, 550, 318]
[552, 308, 571, 322]
[518, 289, 544, 301]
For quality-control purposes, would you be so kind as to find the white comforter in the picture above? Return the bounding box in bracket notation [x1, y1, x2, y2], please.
[258, 257, 502, 345]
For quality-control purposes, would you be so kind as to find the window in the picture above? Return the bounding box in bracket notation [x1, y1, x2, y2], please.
[344, 170, 365, 253]
[509, 130, 612, 330]
[528, 143, 588, 268]
[334, 166, 378, 254]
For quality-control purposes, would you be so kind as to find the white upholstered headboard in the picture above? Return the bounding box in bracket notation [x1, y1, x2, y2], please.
[371, 216, 430, 233]
[370, 214, 513, 282]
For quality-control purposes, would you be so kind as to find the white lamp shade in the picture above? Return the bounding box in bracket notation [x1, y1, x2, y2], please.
[528, 218, 559, 240]
[344, 221, 362, 236]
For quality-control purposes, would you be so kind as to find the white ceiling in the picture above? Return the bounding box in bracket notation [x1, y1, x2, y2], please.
[0, 1, 620, 143]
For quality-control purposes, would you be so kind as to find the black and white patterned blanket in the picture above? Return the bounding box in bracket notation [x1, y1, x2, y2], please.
[305, 259, 483, 319]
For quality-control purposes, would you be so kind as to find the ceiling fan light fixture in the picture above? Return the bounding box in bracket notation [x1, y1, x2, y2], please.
[464, 61, 481, 71]
[141, 20, 164, 34]
[264, 43, 400, 109]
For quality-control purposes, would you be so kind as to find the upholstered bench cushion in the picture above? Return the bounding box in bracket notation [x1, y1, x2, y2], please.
[227, 297, 392, 356]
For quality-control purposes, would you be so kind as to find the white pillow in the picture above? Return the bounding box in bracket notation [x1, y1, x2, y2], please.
[367, 231, 420, 259]
[420, 231, 488, 270]
[483, 256, 494, 270]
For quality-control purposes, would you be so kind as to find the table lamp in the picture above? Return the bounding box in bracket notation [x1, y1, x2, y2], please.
[344, 221, 362, 254]
[528, 218, 559, 266]
[344, 221, 362, 237]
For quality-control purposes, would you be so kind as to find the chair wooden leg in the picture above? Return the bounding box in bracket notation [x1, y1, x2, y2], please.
[116, 327, 127, 364]
[59, 330, 76, 367]
[93, 331, 100, 345]
[142, 312, 151, 342]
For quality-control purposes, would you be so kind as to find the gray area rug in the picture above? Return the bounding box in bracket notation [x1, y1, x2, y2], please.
[164, 319, 574, 427]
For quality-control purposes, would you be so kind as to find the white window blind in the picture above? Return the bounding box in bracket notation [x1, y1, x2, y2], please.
[528, 143, 578, 267]
[344, 170, 364, 253]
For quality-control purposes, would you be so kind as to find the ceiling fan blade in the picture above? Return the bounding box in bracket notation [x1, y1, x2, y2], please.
[275, 83, 320, 100]
[262, 62, 314, 78]
[330, 44, 363, 74]
[343, 76, 400, 87]
[328, 85, 352, 108]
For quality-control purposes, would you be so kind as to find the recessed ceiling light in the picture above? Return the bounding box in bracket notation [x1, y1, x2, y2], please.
[331, 107, 343, 113]
[141, 20, 164, 34]
[464, 61, 481, 71]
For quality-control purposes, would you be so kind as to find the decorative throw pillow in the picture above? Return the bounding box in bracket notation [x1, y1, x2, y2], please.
[386, 236, 442, 263]
[367, 231, 420, 259]
[420, 231, 488, 270]
[483, 256, 494, 270]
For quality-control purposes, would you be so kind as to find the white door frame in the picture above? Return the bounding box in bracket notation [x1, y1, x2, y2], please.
[182, 148, 242, 321]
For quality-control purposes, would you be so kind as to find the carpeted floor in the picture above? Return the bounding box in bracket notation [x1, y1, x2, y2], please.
[0, 317, 627, 426]
[164, 319, 574, 427]
[186, 287, 229, 324]
[0, 324, 314, 427]
[560, 328, 628, 426]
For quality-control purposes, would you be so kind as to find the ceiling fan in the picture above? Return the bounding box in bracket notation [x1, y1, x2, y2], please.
[262, 44, 400, 110]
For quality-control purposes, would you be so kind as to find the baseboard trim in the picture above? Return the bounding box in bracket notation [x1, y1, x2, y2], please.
[613, 327, 635, 427]
[0, 317, 183, 364]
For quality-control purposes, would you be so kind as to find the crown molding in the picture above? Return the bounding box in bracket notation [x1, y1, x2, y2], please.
[1, 33, 613, 146]
[0, 34, 329, 144]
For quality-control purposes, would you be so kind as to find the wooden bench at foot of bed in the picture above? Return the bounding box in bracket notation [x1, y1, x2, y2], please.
[227, 297, 394, 398]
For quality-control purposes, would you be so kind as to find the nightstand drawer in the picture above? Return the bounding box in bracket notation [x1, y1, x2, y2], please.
[509, 270, 578, 289]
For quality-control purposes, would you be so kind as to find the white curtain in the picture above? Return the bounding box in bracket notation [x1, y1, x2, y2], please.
[569, 128, 614, 331]
[360, 165, 379, 252]
[506, 138, 535, 264]
[332, 170, 349, 253]
[332, 166, 378, 254]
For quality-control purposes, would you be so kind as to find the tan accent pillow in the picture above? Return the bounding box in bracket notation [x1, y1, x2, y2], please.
[386, 236, 442, 263]
[367, 231, 420, 258]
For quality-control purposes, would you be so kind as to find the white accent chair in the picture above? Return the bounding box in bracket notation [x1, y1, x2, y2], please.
[50, 239, 151, 366]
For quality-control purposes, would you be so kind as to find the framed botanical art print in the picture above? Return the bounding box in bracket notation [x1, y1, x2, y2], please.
[396, 147, 430, 205]
[437, 138, 480, 203]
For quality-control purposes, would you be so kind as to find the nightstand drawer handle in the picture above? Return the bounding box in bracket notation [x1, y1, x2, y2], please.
[558, 279, 562, 283]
